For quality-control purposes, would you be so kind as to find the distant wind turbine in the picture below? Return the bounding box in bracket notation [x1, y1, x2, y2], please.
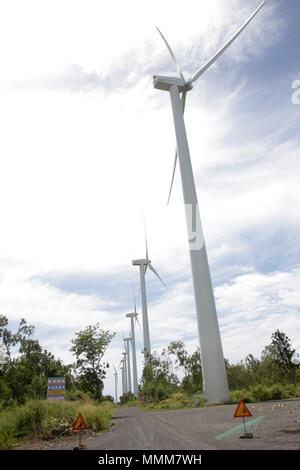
[119, 359, 125, 396]
[121, 352, 128, 394]
[126, 297, 140, 397]
[132, 221, 167, 362]
[113, 364, 118, 406]
[153, 0, 267, 404]
[123, 334, 132, 394]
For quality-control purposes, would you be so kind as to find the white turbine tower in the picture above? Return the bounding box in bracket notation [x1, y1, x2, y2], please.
[153, 0, 267, 404]
[113, 364, 118, 406]
[123, 334, 132, 394]
[132, 224, 167, 362]
[119, 360, 125, 396]
[126, 298, 140, 397]
[121, 352, 128, 394]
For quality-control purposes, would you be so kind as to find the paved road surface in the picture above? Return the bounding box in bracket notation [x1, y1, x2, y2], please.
[50, 399, 300, 451]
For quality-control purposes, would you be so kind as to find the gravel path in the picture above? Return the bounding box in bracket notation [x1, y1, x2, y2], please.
[46, 398, 300, 451]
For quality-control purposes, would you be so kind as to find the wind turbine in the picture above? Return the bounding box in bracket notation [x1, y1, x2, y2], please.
[132, 222, 167, 362]
[113, 364, 118, 406]
[121, 352, 128, 394]
[119, 361, 125, 396]
[153, 0, 267, 404]
[123, 334, 132, 394]
[126, 297, 140, 397]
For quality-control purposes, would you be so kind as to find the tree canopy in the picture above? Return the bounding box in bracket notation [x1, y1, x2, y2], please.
[70, 323, 115, 401]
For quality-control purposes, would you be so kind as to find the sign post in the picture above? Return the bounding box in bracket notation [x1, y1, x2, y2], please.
[233, 399, 253, 438]
[46, 377, 65, 424]
[73, 413, 88, 450]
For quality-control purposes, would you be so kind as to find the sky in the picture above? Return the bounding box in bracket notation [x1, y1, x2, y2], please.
[0, 0, 300, 399]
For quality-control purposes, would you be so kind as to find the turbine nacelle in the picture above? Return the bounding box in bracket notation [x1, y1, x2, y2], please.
[153, 75, 192, 92]
[132, 258, 150, 266]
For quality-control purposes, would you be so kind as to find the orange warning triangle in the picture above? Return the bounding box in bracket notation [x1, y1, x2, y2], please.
[234, 400, 252, 418]
[73, 413, 88, 430]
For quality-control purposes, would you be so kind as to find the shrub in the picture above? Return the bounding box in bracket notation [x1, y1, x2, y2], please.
[250, 384, 271, 402]
[230, 389, 254, 404]
[155, 383, 169, 401]
[0, 426, 15, 450]
[14, 400, 44, 436]
[268, 384, 284, 400]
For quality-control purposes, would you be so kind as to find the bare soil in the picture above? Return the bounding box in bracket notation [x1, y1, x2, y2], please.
[16, 398, 300, 451]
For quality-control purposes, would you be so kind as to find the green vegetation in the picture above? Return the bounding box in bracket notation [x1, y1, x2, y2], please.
[1, 311, 300, 445]
[70, 324, 115, 401]
[0, 316, 115, 406]
[0, 315, 115, 449]
[0, 398, 115, 449]
[119, 329, 300, 411]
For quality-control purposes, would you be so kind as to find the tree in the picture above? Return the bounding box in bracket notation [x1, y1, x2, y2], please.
[270, 330, 299, 386]
[0, 315, 34, 363]
[0, 342, 5, 367]
[166, 341, 189, 376]
[140, 351, 179, 401]
[70, 323, 115, 401]
[166, 341, 202, 394]
[0, 316, 72, 405]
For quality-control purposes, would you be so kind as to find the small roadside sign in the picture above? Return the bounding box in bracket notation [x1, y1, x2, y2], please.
[73, 413, 88, 431]
[73, 413, 88, 450]
[234, 400, 252, 418]
[234, 400, 253, 439]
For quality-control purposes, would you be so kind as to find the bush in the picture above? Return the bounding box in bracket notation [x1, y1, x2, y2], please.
[14, 400, 45, 437]
[0, 426, 15, 450]
[268, 384, 284, 400]
[155, 383, 169, 401]
[65, 388, 92, 401]
[142, 392, 196, 411]
[119, 392, 135, 405]
[230, 389, 254, 404]
[250, 384, 271, 402]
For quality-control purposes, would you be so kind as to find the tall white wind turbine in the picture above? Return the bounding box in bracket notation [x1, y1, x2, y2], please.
[113, 364, 118, 406]
[121, 352, 128, 394]
[132, 225, 167, 362]
[126, 298, 140, 397]
[123, 334, 132, 394]
[153, 0, 267, 404]
[119, 360, 125, 396]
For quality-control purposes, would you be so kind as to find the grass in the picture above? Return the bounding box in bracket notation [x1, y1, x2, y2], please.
[230, 383, 300, 404]
[0, 398, 115, 450]
[121, 384, 300, 412]
[121, 392, 206, 411]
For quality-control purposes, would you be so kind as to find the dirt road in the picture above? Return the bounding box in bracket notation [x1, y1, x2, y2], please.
[48, 399, 300, 451]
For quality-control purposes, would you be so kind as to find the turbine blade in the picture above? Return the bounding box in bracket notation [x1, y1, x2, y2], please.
[142, 212, 149, 261]
[148, 263, 168, 289]
[156, 27, 185, 82]
[135, 315, 142, 330]
[189, 0, 267, 84]
[167, 150, 178, 205]
[167, 91, 187, 204]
